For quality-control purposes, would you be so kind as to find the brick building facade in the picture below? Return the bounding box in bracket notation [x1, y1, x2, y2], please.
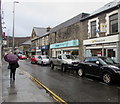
[49, 13, 89, 61]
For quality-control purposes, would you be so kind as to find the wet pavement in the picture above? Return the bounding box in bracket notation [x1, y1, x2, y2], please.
[2, 60, 55, 102]
[20, 59, 120, 103]
[0, 61, 2, 103]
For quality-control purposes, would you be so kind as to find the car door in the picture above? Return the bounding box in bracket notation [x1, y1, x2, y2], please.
[31, 56, 34, 62]
[87, 57, 101, 76]
[83, 58, 93, 74]
[57, 55, 62, 66]
[38, 56, 42, 64]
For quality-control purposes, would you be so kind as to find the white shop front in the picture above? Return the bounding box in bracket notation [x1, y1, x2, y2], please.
[83, 35, 119, 61]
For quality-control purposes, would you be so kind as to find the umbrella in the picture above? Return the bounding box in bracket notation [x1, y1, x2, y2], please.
[4, 54, 19, 63]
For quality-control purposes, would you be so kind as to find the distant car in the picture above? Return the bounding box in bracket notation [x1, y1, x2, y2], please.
[17, 54, 22, 59]
[19, 55, 27, 59]
[78, 57, 120, 84]
[30, 55, 40, 64]
[37, 55, 50, 65]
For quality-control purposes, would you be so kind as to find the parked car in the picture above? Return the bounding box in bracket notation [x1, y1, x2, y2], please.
[37, 55, 50, 65]
[19, 55, 27, 59]
[30, 55, 40, 64]
[17, 54, 22, 59]
[50, 54, 80, 72]
[78, 56, 120, 84]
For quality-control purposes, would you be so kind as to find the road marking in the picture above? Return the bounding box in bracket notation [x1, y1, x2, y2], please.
[19, 66, 67, 104]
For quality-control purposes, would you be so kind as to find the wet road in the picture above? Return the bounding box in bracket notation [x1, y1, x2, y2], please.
[19, 60, 120, 102]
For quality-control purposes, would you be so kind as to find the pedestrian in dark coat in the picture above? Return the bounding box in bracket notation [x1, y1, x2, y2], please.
[9, 61, 19, 80]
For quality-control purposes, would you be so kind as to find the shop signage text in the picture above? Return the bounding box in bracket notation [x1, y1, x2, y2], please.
[84, 35, 119, 45]
[39, 45, 49, 50]
[50, 40, 79, 49]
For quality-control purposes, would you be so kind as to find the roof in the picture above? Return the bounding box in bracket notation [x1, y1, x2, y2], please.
[82, 0, 120, 20]
[21, 40, 31, 45]
[33, 27, 48, 37]
[50, 13, 89, 33]
[5, 36, 31, 47]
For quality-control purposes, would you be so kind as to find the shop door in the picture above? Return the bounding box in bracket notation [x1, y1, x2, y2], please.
[106, 48, 117, 62]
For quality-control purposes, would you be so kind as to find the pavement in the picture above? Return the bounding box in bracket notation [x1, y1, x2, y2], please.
[1, 60, 55, 103]
[0, 59, 2, 104]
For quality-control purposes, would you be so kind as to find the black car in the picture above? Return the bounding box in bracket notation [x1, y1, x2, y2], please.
[78, 57, 120, 84]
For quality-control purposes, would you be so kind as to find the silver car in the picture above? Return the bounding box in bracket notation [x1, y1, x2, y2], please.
[38, 55, 50, 65]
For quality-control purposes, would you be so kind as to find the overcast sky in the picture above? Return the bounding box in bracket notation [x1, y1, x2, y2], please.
[1, 0, 115, 37]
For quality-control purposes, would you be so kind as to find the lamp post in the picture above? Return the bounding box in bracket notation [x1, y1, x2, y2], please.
[12, 1, 19, 53]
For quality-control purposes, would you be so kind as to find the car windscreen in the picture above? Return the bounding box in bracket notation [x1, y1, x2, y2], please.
[100, 57, 115, 65]
[41, 56, 49, 59]
[63, 55, 75, 59]
[35, 55, 39, 58]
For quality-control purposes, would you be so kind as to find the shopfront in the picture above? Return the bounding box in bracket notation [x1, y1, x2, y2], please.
[41, 45, 49, 55]
[50, 40, 79, 58]
[30, 47, 36, 56]
[36, 47, 42, 55]
[36, 45, 49, 55]
[83, 35, 119, 61]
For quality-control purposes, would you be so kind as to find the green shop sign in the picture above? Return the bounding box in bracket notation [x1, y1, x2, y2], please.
[50, 40, 79, 49]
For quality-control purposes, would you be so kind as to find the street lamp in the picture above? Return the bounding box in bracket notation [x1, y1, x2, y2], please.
[12, 1, 19, 53]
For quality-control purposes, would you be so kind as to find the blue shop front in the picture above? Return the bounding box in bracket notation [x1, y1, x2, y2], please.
[50, 40, 79, 57]
[36, 45, 49, 55]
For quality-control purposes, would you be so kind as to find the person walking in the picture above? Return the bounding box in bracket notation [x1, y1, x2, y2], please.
[9, 61, 19, 80]
[4, 52, 19, 81]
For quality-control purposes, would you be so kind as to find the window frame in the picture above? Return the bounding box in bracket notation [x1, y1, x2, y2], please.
[109, 13, 118, 34]
[90, 21, 97, 37]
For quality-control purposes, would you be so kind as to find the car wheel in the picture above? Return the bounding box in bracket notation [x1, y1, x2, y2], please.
[51, 62, 54, 69]
[37, 61, 40, 65]
[102, 73, 112, 84]
[78, 68, 84, 77]
[31, 61, 33, 64]
[62, 65, 66, 72]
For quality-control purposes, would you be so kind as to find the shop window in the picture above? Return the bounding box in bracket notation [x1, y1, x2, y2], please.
[56, 51, 61, 57]
[63, 50, 78, 55]
[108, 49, 115, 58]
[91, 49, 102, 56]
[63, 50, 79, 58]
[109, 13, 118, 34]
[91, 21, 96, 37]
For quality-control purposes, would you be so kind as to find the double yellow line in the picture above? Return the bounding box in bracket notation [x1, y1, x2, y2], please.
[19, 67, 68, 104]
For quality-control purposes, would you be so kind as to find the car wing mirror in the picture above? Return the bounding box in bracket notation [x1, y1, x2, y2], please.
[96, 61, 100, 65]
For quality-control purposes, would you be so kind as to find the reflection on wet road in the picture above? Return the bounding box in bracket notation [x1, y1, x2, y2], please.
[20, 60, 120, 102]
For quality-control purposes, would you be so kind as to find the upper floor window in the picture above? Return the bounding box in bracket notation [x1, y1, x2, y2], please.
[109, 13, 118, 34]
[91, 21, 96, 37]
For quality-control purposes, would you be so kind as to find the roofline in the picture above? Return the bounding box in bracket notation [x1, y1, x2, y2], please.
[81, 2, 120, 21]
[33, 27, 47, 29]
[49, 13, 89, 33]
[31, 32, 49, 41]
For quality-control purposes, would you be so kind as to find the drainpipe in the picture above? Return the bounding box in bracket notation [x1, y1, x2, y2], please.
[117, 3, 120, 63]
